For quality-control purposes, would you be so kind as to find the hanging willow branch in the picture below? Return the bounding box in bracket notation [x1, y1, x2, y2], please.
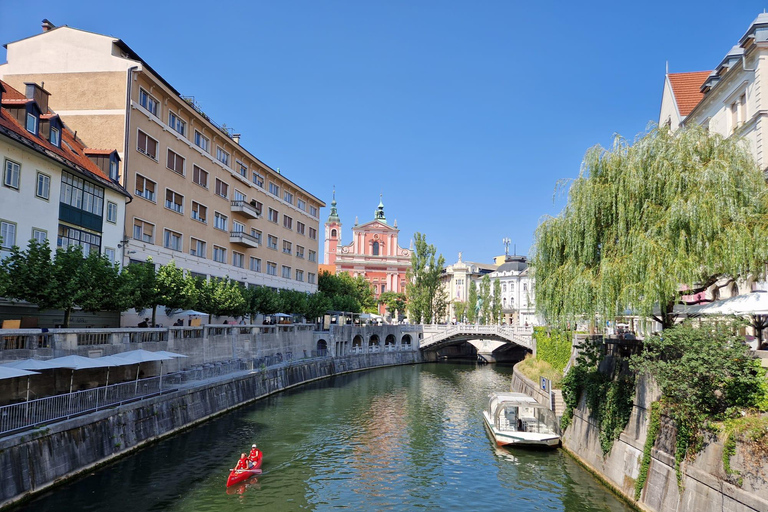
[532, 125, 768, 328]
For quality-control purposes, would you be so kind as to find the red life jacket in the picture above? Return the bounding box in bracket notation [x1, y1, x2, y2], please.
[235, 457, 249, 470]
[249, 449, 260, 461]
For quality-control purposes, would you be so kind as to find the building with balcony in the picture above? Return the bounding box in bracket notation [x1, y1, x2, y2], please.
[0, 20, 324, 294]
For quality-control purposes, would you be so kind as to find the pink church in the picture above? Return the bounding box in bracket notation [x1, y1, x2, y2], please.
[324, 193, 411, 315]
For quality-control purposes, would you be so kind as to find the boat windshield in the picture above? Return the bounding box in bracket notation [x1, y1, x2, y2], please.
[495, 402, 559, 435]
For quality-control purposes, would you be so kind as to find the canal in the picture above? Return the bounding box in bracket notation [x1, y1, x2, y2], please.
[14, 363, 632, 511]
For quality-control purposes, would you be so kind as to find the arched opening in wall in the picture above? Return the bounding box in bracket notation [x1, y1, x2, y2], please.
[385, 334, 396, 346]
[730, 282, 739, 298]
[372, 241, 379, 256]
[401, 334, 412, 347]
[369, 334, 380, 346]
[331, 229, 337, 238]
[353, 335, 363, 348]
[317, 339, 327, 355]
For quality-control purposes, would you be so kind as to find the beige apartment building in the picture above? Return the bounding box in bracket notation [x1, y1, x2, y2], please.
[0, 21, 324, 292]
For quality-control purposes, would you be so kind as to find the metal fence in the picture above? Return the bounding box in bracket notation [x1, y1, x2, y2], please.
[1, 332, 52, 350]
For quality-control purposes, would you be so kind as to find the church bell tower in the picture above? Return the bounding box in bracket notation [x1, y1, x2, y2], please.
[324, 189, 342, 267]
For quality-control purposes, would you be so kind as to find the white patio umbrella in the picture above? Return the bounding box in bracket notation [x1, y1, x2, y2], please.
[93, 355, 136, 404]
[113, 350, 174, 392]
[153, 351, 189, 373]
[687, 290, 768, 344]
[0, 366, 40, 402]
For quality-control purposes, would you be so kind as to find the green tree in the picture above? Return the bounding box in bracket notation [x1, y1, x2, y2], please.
[467, 281, 478, 324]
[75, 250, 124, 314]
[318, 271, 363, 312]
[453, 301, 467, 323]
[533, 125, 768, 328]
[379, 291, 406, 317]
[246, 285, 281, 316]
[2, 239, 53, 309]
[406, 232, 445, 324]
[353, 275, 377, 313]
[305, 292, 332, 323]
[121, 259, 160, 325]
[478, 275, 491, 324]
[492, 279, 502, 324]
[156, 261, 198, 313]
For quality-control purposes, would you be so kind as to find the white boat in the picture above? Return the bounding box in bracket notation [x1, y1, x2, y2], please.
[482, 392, 561, 448]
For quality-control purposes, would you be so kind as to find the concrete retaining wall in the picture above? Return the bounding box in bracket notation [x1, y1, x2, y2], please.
[560, 374, 768, 512]
[0, 350, 422, 509]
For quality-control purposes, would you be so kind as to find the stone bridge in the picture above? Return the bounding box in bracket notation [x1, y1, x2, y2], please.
[419, 325, 535, 361]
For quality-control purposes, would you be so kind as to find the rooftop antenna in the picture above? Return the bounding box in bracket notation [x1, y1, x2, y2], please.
[502, 237, 511, 256]
[665, 60, 669, 75]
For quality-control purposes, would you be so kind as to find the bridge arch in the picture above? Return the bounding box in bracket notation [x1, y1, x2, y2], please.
[317, 339, 327, 355]
[401, 334, 412, 347]
[352, 335, 363, 348]
[385, 334, 396, 346]
[369, 334, 380, 347]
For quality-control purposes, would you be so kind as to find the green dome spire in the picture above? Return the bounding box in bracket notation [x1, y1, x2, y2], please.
[327, 187, 340, 223]
[374, 194, 386, 223]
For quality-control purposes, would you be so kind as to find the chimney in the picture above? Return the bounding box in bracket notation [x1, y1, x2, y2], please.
[232, 133, 241, 144]
[41, 19, 55, 32]
[25, 82, 51, 114]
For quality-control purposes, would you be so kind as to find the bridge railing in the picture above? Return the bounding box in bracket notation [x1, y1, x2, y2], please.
[420, 324, 534, 349]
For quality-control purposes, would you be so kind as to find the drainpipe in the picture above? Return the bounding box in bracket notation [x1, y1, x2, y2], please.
[120, 66, 138, 268]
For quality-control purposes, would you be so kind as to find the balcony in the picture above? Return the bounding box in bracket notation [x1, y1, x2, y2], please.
[230, 231, 259, 248]
[230, 200, 261, 219]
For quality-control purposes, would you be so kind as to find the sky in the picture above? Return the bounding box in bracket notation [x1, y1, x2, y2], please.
[2, 1, 767, 265]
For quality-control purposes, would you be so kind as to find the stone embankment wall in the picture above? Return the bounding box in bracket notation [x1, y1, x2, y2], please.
[511, 361, 768, 512]
[0, 351, 422, 510]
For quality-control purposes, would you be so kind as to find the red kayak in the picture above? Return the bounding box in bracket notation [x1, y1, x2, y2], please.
[226, 454, 263, 487]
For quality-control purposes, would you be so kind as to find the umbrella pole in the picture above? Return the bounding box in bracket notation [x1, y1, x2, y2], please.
[25, 376, 30, 422]
[104, 367, 110, 404]
[135, 364, 140, 395]
[68, 369, 74, 415]
[160, 360, 163, 391]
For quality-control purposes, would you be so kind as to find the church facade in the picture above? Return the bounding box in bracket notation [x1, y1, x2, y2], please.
[324, 194, 411, 315]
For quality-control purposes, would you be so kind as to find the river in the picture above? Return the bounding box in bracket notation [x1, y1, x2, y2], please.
[14, 363, 633, 511]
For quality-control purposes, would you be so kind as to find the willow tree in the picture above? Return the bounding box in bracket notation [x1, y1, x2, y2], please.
[533, 125, 768, 329]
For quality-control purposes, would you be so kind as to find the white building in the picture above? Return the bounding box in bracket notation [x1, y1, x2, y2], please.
[488, 255, 537, 327]
[0, 80, 129, 263]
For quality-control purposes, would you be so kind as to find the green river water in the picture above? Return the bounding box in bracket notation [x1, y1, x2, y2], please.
[14, 363, 633, 511]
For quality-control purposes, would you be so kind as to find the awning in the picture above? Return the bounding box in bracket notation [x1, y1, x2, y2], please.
[112, 349, 174, 363]
[0, 366, 40, 380]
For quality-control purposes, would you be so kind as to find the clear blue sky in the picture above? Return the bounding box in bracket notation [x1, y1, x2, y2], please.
[2, 1, 766, 264]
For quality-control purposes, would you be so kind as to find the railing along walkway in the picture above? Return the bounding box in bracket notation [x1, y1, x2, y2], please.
[420, 324, 534, 349]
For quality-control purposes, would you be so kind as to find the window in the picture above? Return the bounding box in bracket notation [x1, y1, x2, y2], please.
[233, 251, 244, 268]
[284, 191, 293, 204]
[237, 160, 248, 178]
[267, 261, 277, 276]
[214, 212, 228, 231]
[296, 245, 305, 259]
[3, 159, 20, 190]
[252, 172, 264, 187]
[139, 88, 158, 116]
[57, 225, 101, 254]
[297, 198, 306, 211]
[372, 241, 379, 256]
[269, 182, 279, 196]
[50, 127, 60, 147]
[283, 215, 293, 230]
[213, 245, 226, 263]
[251, 200, 263, 215]
[191, 201, 207, 223]
[137, 130, 158, 159]
[166, 149, 185, 175]
[296, 269, 304, 282]
[215, 178, 229, 198]
[283, 240, 292, 254]
[251, 229, 262, 245]
[194, 130, 210, 152]
[36, 172, 50, 199]
[308, 250, 316, 262]
[216, 146, 230, 167]
[136, 174, 157, 202]
[381, 284, 386, 294]
[26, 112, 38, 134]
[190, 237, 206, 258]
[296, 222, 305, 235]
[233, 220, 245, 233]
[165, 189, 184, 213]
[308, 272, 316, 285]
[168, 111, 186, 136]
[109, 159, 119, 181]
[193, 165, 208, 188]
[309, 227, 317, 240]
[309, 205, 318, 217]
[106, 201, 118, 223]
[234, 189, 246, 202]
[32, 228, 47, 244]
[61, 171, 104, 215]
[282, 265, 291, 279]
[0, 221, 16, 258]
[164, 229, 182, 251]
[250, 257, 261, 272]
[268, 235, 278, 250]
[268, 208, 278, 223]
[104, 247, 116, 264]
[133, 219, 154, 243]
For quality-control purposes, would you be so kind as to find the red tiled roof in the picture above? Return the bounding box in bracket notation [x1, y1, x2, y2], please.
[0, 80, 127, 196]
[668, 71, 711, 116]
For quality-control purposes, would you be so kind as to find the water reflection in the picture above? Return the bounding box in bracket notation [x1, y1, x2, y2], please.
[12, 363, 633, 512]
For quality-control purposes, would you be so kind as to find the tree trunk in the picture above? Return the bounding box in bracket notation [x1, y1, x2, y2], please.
[63, 307, 72, 328]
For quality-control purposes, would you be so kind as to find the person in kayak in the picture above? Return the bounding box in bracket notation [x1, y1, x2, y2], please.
[249, 444, 261, 464]
[235, 453, 249, 471]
